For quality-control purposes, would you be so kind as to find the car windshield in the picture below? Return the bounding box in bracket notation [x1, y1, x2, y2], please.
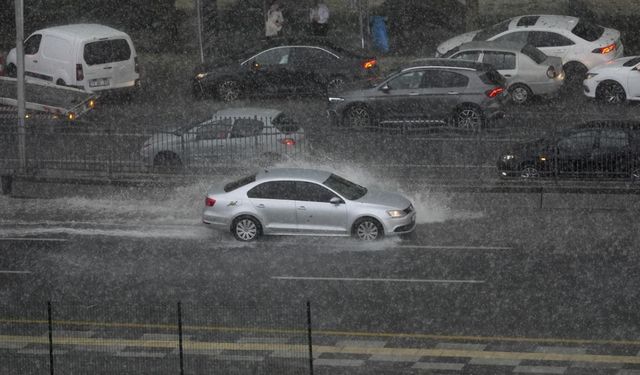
[323, 174, 367, 200]
[571, 20, 604, 42]
[521, 44, 547, 64]
[224, 174, 256, 192]
[473, 19, 510, 41]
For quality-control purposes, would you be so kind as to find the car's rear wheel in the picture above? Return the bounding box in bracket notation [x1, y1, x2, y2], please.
[232, 216, 261, 241]
[520, 165, 540, 179]
[596, 81, 626, 104]
[454, 105, 483, 131]
[345, 105, 372, 128]
[563, 62, 588, 87]
[509, 83, 532, 105]
[352, 217, 383, 241]
[630, 167, 640, 181]
[153, 151, 182, 172]
[217, 79, 241, 102]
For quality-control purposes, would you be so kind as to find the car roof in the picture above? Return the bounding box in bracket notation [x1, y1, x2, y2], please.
[256, 168, 332, 183]
[406, 58, 493, 71]
[510, 15, 579, 31]
[214, 107, 283, 119]
[456, 41, 527, 53]
[34, 24, 128, 40]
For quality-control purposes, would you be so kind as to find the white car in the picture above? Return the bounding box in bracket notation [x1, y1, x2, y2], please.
[447, 41, 564, 104]
[141, 107, 305, 169]
[436, 15, 623, 83]
[583, 56, 640, 104]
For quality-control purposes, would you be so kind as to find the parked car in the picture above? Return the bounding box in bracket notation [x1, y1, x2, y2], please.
[141, 107, 305, 170]
[192, 37, 379, 102]
[436, 15, 623, 83]
[446, 41, 564, 104]
[6, 24, 140, 93]
[327, 59, 508, 131]
[583, 56, 640, 104]
[497, 121, 640, 179]
[203, 168, 416, 241]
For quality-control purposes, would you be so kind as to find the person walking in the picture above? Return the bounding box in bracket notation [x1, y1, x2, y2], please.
[309, 0, 330, 36]
[265, 2, 285, 37]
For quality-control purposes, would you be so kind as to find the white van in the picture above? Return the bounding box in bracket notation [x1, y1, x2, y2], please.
[6, 24, 140, 93]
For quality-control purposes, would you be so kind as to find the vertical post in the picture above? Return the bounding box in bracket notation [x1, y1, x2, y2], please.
[47, 301, 54, 375]
[15, 0, 26, 173]
[306, 301, 314, 375]
[358, 0, 365, 49]
[177, 302, 184, 375]
[195, 0, 204, 64]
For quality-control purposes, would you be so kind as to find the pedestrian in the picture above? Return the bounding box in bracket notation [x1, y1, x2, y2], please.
[309, 0, 330, 36]
[265, 1, 285, 37]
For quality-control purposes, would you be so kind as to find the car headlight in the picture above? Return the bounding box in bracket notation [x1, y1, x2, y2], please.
[195, 72, 208, 80]
[387, 210, 407, 218]
[328, 97, 345, 102]
[502, 154, 515, 161]
[585, 73, 598, 80]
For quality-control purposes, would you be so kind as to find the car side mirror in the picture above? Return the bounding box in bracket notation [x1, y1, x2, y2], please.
[330, 197, 343, 205]
[380, 84, 391, 93]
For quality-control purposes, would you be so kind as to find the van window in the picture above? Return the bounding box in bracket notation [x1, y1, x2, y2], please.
[42, 35, 73, 62]
[84, 39, 131, 65]
[24, 34, 42, 55]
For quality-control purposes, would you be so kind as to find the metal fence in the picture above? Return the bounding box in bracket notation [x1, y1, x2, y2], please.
[0, 301, 313, 375]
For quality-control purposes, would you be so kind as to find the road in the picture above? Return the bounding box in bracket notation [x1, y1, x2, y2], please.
[1, 183, 640, 374]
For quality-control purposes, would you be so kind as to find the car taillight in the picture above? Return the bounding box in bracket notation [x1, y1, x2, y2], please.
[205, 197, 216, 207]
[486, 86, 504, 98]
[134, 56, 139, 73]
[593, 43, 616, 54]
[546, 66, 556, 79]
[280, 138, 295, 146]
[76, 64, 84, 81]
[362, 59, 377, 70]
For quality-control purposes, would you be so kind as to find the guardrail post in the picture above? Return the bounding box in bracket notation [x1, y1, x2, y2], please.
[306, 300, 314, 375]
[47, 301, 54, 375]
[178, 302, 184, 375]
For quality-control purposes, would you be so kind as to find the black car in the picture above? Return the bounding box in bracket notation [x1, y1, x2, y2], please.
[498, 121, 640, 179]
[192, 38, 379, 102]
[327, 59, 508, 131]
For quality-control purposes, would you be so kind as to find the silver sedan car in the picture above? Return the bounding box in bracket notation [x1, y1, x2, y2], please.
[203, 168, 416, 241]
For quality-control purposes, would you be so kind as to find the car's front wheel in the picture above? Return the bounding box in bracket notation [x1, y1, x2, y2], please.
[344, 105, 372, 128]
[596, 81, 626, 104]
[217, 79, 241, 102]
[352, 217, 383, 241]
[232, 216, 261, 241]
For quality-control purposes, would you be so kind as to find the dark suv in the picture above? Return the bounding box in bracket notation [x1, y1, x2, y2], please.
[327, 59, 508, 131]
[498, 121, 640, 179]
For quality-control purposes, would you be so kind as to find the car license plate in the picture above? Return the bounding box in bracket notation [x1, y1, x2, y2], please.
[89, 78, 110, 87]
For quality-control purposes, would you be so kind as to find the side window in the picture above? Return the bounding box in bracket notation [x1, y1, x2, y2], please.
[482, 51, 516, 70]
[24, 34, 42, 55]
[247, 181, 296, 200]
[231, 119, 264, 138]
[294, 182, 337, 202]
[493, 31, 529, 44]
[195, 123, 230, 141]
[599, 129, 629, 150]
[387, 71, 424, 90]
[422, 70, 469, 89]
[252, 47, 291, 66]
[451, 51, 481, 62]
[292, 47, 337, 66]
[528, 31, 574, 48]
[558, 131, 597, 154]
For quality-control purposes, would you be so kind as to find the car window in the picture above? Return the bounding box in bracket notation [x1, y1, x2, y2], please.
[195, 122, 231, 141]
[247, 181, 296, 200]
[451, 51, 481, 62]
[323, 174, 367, 200]
[252, 47, 291, 66]
[528, 31, 574, 48]
[294, 182, 337, 202]
[482, 51, 516, 70]
[493, 31, 529, 44]
[474, 19, 510, 41]
[558, 131, 597, 154]
[599, 129, 629, 150]
[292, 47, 337, 66]
[422, 70, 469, 89]
[24, 34, 42, 55]
[224, 174, 256, 192]
[84, 39, 131, 65]
[387, 70, 424, 90]
[571, 20, 604, 42]
[231, 119, 263, 138]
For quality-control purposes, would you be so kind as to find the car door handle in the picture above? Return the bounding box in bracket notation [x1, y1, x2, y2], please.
[504, 74, 512, 78]
[297, 206, 306, 210]
[104, 66, 113, 70]
[256, 204, 265, 208]
[448, 91, 459, 95]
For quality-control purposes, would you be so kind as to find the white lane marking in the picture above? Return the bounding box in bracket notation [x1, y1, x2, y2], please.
[0, 270, 32, 274]
[0, 237, 68, 242]
[398, 245, 512, 250]
[272, 276, 485, 284]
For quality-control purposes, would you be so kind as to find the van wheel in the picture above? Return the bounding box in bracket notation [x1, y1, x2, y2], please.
[7, 64, 17, 78]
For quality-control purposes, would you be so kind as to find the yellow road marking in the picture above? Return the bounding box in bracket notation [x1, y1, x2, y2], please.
[2, 318, 640, 347]
[2, 334, 640, 364]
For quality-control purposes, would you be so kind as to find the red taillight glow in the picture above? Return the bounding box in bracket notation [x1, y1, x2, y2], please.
[280, 138, 295, 146]
[593, 43, 616, 54]
[362, 59, 377, 70]
[486, 87, 504, 98]
[76, 64, 84, 81]
[205, 197, 216, 207]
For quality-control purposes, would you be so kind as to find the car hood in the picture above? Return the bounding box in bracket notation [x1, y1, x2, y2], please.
[436, 31, 480, 56]
[355, 188, 412, 210]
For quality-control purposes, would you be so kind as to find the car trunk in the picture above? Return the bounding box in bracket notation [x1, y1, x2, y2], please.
[82, 38, 137, 90]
